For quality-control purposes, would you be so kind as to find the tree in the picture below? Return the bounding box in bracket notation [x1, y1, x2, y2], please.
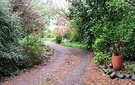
[0, 0, 27, 78]
[11, 0, 45, 34]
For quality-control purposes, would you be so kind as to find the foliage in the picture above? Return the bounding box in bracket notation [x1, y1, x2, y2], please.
[0, 0, 28, 79]
[70, 30, 80, 42]
[44, 27, 55, 38]
[12, 0, 45, 34]
[19, 34, 43, 65]
[91, 7, 135, 59]
[63, 32, 71, 40]
[125, 0, 135, 7]
[66, 1, 91, 43]
[0, 0, 50, 80]
[41, 38, 55, 41]
[129, 64, 135, 72]
[67, 0, 135, 63]
[62, 42, 86, 49]
[46, 46, 51, 51]
[68, 19, 84, 42]
[0, 44, 29, 79]
[94, 52, 111, 64]
[37, 0, 58, 25]
[56, 35, 62, 44]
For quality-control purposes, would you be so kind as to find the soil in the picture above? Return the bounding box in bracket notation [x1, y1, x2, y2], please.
[0, 41, 135, 85]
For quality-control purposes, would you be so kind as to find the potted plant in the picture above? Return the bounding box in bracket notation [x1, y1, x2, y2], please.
[95, 21, 133, 70]
[109, 19, 134, 70]
[111, 41, 123, 70]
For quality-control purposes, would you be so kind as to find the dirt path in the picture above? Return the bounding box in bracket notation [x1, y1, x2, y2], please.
[1, 41, 92, 85]
[1, 41, 135, 85]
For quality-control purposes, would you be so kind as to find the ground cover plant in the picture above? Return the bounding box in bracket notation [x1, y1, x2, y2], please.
[62, 42, 86, 49]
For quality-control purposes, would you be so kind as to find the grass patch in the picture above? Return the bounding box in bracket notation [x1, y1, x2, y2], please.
[62, 42, 86, 49]
[41, 38, 55, 41]
[41, 38, 86, 49]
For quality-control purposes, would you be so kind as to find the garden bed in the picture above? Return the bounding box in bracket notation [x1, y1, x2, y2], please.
[100, 61, 135, 81]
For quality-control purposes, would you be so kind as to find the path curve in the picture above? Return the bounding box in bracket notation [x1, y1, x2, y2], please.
[1, 41, 92, 85]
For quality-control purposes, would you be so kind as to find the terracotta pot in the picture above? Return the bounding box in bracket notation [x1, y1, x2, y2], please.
[112, 56, 123, 71]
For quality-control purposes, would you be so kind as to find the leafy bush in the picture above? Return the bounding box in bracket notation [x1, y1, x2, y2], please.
[94, 52, 111, 65]
[90, 0, 135, 62]
[92, 37, 109, 53]
[91, 17, 135, 58]
[63, 32, 71, 39]
[0, 0, 44, 80]
[46, 46, 51, 51]
[129, 64, 135, 72]
[19, 34, 43, 66]
[67, 0, 135, 64]
[56, 35, 62, 44]
[70, 31, 80, 42]
[0, 44, 29, 78]
[69, 20, 84, 42]
[12, 0, 45, 34]
[0, 0, 29, 79]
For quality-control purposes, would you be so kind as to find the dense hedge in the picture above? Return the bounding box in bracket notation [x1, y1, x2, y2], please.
[0, 0, 43, 80]
[56, 35, 62, 44]
[67, 0, 135, 63]
[0, 0, 25, 78]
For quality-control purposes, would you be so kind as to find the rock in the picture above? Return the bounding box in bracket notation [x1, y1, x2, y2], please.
[44, 56, 50, 61]
[125, 74, 131, 79]
[131, 75, 135, 81]
[107, 70, 113, 75]
[117, 74, 125, 79]
[110, 71, 116, 79]
[100, 65, 107, 69]
[102, 74, 106, 76]
[34, 65, 38, 68]
[109, 63, 113, 68]
[103, 69, 108, 74]
[100, 66, 104, 69]
[46, 53, 52, 56]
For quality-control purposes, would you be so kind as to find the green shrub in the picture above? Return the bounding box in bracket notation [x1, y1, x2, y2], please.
[0, 0, 29, 79]
[94, 52, 111, 65]
[0, 0, 44, 80]
[129, 64, 135, 72]
[122, 28, 135, 60]
[63, 32, 71, 39]
[46, 46, 51, 51]
[19, 34, 43, 66]
[69, 19, 83, 42]
[56, 35, 62, 44]
[0, 44, 29, 79]
[70, 31, 80, 42]
[92, 37, 109, 53]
